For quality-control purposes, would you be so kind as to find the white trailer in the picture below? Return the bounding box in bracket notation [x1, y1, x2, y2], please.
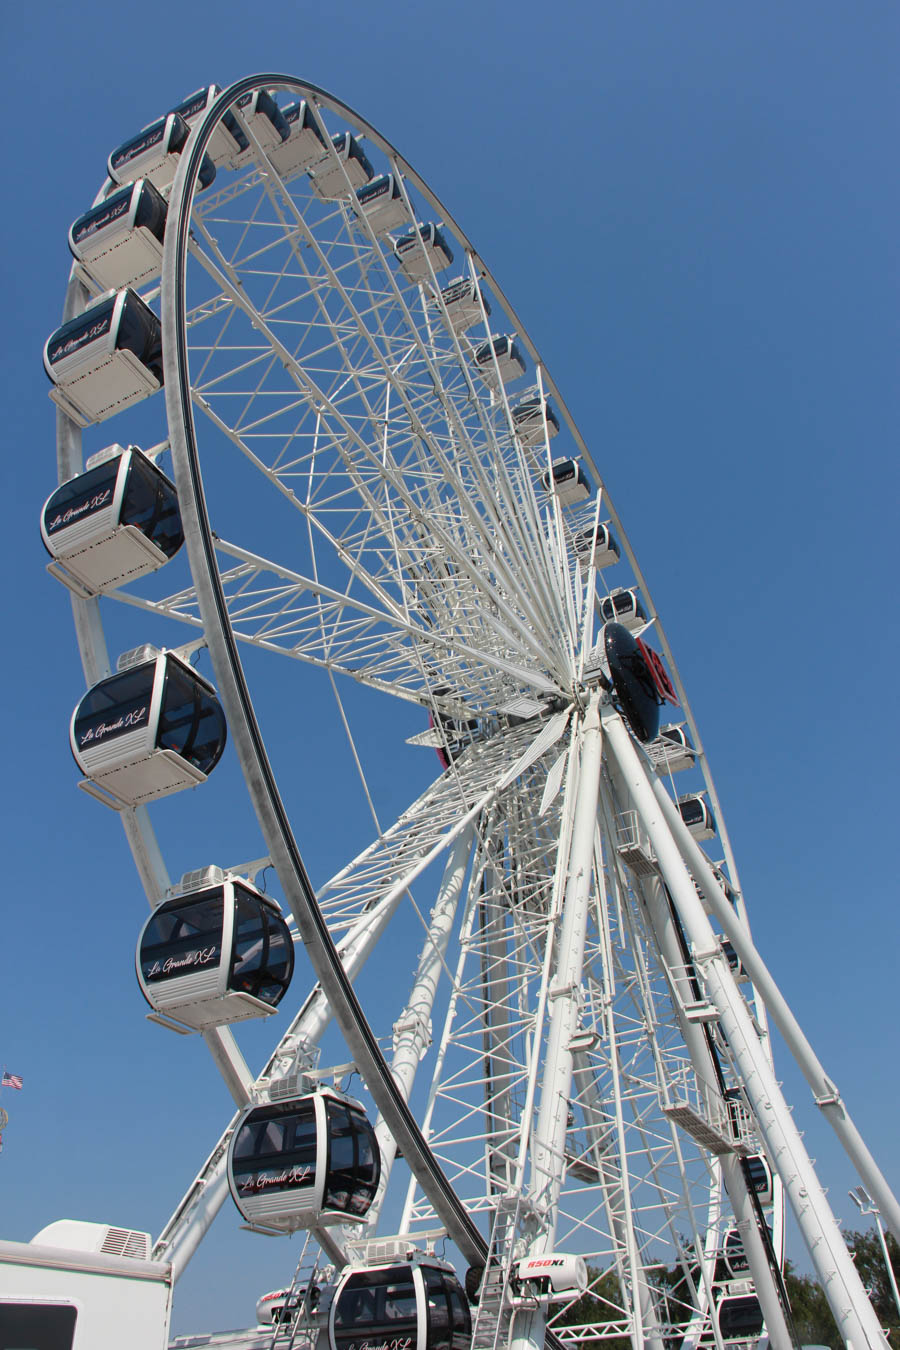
[0, 1220, 172, 1350]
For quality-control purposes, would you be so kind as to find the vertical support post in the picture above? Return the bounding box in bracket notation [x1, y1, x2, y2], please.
[366, 825, 474, 1227]
[603, 707, 889, 1350]
[511, 694, 603, 1350]
[480, 841, 517, 1192]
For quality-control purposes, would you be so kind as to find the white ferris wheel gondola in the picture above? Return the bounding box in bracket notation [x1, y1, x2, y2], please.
[393, 222, 454, 280]
[68, 179, 168, 293]
[136, 874, 294, 1031]
[227, 1084, 380, 1233]
[41, 443, 183, 595]
[329, 1257, 471, 1350]
[107, 111, 216, 193]
[69, 648, 226, 809]
[43, 288, 164, 427]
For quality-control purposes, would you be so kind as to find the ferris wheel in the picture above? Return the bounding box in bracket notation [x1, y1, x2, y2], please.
[43, 74, 898, 1350]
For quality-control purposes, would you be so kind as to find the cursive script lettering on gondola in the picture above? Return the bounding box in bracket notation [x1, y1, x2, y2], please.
[73, 194, 130, 244]
[347, 1338, 414, 1350]
[47, 488, 113, 532]
[147, 946, 219, 978]
[240, 1164, 313, 1193]
[79, 704, 147, 745]
[50, 316, 111, 363]
[116, 125, 165, 167]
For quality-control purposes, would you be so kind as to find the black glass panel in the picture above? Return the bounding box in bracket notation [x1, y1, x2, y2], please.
[744, 1154, 770, 1196]
[132, 180, 168, 243]
[73, 662, 156, 752]
[604, 622, 661, 743]
[718, 1296, 763, 1338]
[424, 1269, 450, 1350]
[660, 726, 689, 748]
[121, 454, 183, 558]
[43, 460, 121, 539]
[0, 1303, 78, 1350]
[140, 892, 224, 984]
[445, 1279, 471, 1347]
[231, 1100, 318, 1197]
[116, 292, 163, 382]
[324, 1102, 380, 1217]
[230, 890, 293, 1005]
[678, 798, 706, 829]
[723, 1229, 749, 1275]
[156, 662, 226, 774]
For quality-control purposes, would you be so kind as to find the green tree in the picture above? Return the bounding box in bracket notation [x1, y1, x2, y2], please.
[844, 1227, 900, 1342]
[552, 1267, 631, 1349]
[546, 1226, 899, 1346]
[782, 1260, 841, 1349]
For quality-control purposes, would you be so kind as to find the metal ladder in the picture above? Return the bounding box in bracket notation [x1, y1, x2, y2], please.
[470, 1194, 525, 1350]
[266, 1231, 326, 1350]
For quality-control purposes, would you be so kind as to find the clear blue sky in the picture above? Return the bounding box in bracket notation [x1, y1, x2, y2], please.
[1, 0, 897, 1337]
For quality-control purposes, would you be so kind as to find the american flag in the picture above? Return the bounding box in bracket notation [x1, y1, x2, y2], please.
[1, 1072, 22, 1090]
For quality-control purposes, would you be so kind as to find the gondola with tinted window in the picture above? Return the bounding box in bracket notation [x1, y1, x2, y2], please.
[107, 112, 216, 192]
[717, 1294, 763, 1343]
[718, 1227, 753, 1281]
[267, 100, 327, 178]
[310, 132, 374, 199]
[573, 523, 619, 569]
[432, 712, 480, 769]
[431, 278, 490, 333]
[170, 85, 250, 166]
[598, 587, 646, 632]
[394, 222, 454, 280]
[228, 1084, 380, 1232]
[41, 444, 183, 596]
[137, 873, 294, 1031]
[355, 174, 408, 236]
[677, 793, 717, 841]
[474, 335, 526, 386]
[743, 1153, 773, 1207]
[720, 940, 750, 984]
[514, 397, 561, 449]
[539, 456, 588, 505]
[330, 1257, 471, 1350]
[70, 648, 227, 809]
[44, 289, 163, 427]
[230, 90, 291, 167]
[68, 180, 168, 293]
[648, 723, 695, 773]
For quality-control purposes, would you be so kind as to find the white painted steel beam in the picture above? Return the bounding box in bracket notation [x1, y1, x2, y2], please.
[647, 769, 900, 1248]
[603, 706, 889, 1349]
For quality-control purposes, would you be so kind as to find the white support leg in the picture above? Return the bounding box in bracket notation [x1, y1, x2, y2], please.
[631, 874, 794, 1350]
[366, 825, 474, 1227]
[646, 769, 900, 1248]
[603, 707, 889, 1349]
[511, 694, 603, 1350]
